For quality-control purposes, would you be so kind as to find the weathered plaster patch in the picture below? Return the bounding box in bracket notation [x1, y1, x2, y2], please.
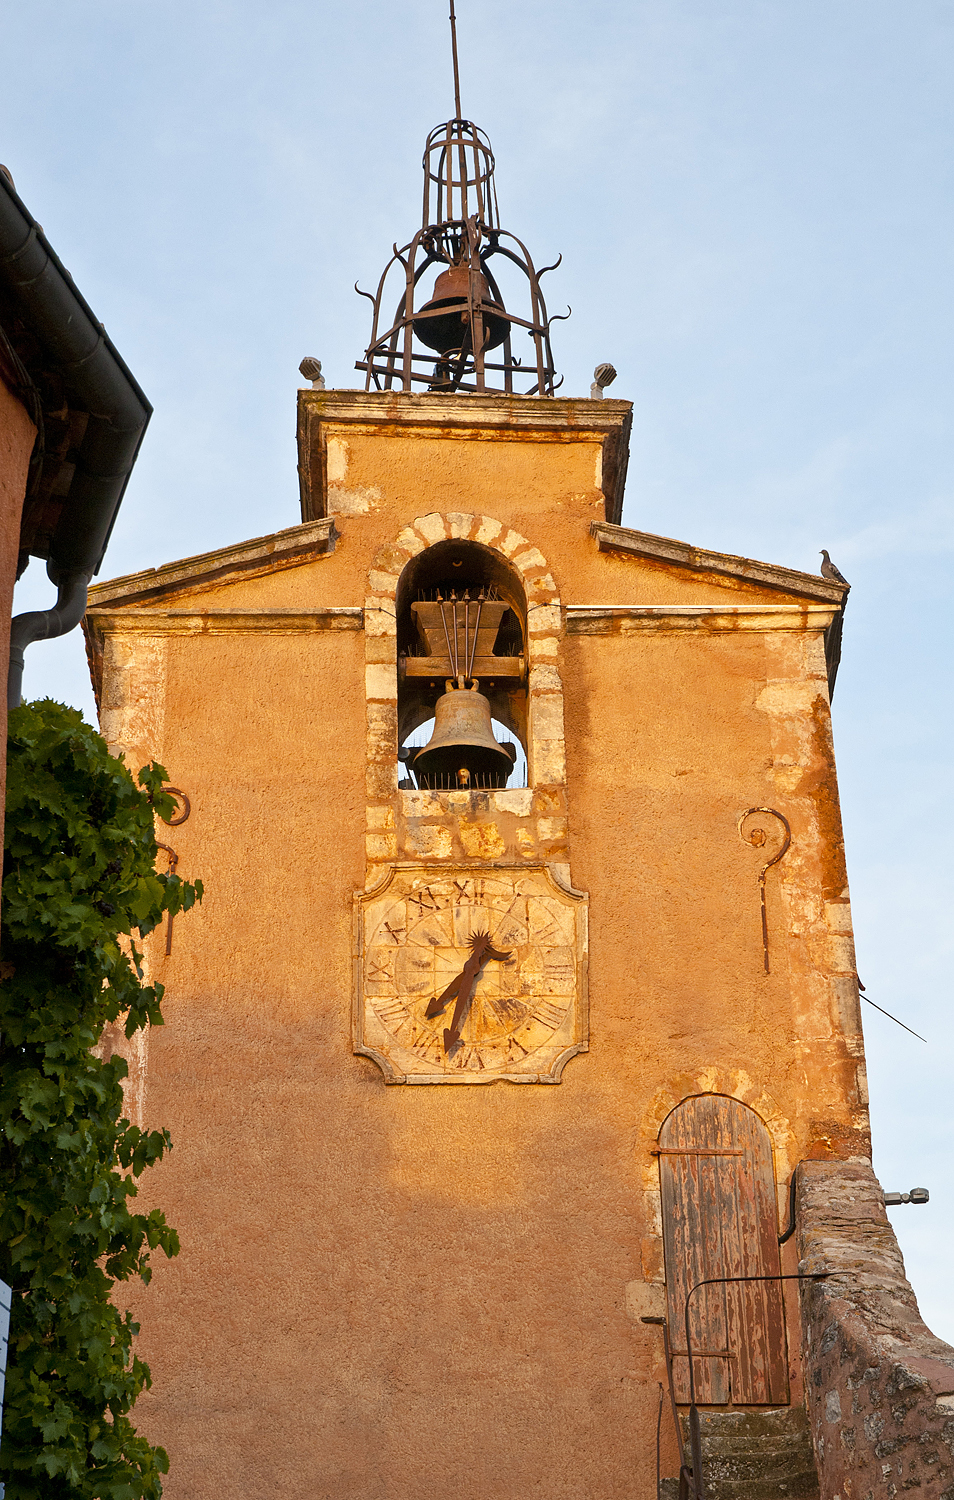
[99, 633, 166, 764]
[326, 436, 349, 484]
[459, 820, 506, 860]
[327, 484, 380, 517]
[625, 1281, 667, 1320]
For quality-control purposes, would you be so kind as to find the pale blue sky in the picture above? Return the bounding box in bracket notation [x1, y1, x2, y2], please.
[4, 1, 953, 1338]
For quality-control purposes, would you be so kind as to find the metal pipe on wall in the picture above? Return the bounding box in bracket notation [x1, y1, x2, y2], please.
[7, 570, 91, 709]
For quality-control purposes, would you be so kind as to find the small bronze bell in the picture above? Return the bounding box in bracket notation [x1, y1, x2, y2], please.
[411, 680, 516, 790]
[412, 262, 510, 355]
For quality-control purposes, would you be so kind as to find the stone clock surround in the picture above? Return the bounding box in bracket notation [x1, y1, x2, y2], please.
[353, 863, 588, 1086]
[363, 511, 571, 888]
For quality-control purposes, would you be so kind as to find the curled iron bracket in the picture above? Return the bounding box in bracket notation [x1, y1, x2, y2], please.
[156, 786, 191, 953]
[738, 807, 791, 974]
[160, 786, 191, 827]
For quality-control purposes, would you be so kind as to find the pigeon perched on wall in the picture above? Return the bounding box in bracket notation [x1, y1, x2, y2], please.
[819, 550, 849, 585]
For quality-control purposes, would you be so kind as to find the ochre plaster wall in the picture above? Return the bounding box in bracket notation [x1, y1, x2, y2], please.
[0, 376, 34, 833]
[87, 396, 864, 1499]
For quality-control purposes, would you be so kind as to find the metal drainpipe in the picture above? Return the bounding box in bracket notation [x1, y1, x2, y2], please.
[7, 569, 92, 710]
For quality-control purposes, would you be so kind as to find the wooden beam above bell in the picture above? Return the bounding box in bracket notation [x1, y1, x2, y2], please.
[400, 654, 525, 681]
[403, 600, 525, 682]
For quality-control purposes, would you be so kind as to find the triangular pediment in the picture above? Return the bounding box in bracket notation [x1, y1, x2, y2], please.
[85, 517, 338, 610]
[590, 521, 847, 606]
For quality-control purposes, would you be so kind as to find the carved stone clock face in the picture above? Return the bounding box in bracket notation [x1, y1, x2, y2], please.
[354, 867, 588, 1084]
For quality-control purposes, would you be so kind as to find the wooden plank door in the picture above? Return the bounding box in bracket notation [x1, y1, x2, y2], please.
[658, 1094, 789, 1405]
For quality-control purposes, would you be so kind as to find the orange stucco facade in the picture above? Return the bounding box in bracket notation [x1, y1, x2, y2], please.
[86, 392, 865, 1498]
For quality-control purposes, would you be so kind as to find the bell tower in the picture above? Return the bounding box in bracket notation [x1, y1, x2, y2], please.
[82, 9, 954, 1500]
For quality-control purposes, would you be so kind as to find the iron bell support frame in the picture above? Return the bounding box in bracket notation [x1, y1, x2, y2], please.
[355, 5, 566, 395]
[356, 119, 564, 396]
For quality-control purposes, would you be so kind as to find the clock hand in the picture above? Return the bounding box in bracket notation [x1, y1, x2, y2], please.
[429, 931, 513, 1056]
[446, 945, 514, 1047]
[444, 964, 482, 1056]
[425, 932, 489, 1020]
[425, 971, 464, 1019]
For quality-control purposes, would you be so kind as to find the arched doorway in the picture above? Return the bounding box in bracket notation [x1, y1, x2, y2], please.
[658, 1094, 789, 1405]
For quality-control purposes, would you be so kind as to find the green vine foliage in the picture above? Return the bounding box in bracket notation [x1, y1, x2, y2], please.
[0, 701, 202, 1499]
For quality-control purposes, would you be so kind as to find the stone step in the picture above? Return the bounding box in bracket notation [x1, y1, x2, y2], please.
[660, 1406, 819, 1500]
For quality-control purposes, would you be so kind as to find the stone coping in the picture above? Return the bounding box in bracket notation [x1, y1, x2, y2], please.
[591, 522, 848, 604]
[566, 604, 838, 633]
[86, 517, 339, 608]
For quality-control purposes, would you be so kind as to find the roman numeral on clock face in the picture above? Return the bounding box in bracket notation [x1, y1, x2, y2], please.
[407, 888, 447, 914]
[531, 1000, 566, 1030]
[406, 1025, 442, 1060]
[373, 1000, 409, 1029]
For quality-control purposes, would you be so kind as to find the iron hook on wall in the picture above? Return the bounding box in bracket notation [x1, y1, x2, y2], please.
[156, 786, 192, 955]
[738, 807, 792, 974]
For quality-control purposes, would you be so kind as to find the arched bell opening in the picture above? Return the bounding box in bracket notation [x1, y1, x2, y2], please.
[396, 539, 528, 790]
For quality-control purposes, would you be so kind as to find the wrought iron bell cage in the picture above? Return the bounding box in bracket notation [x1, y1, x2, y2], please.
[356, 117, 565, 397]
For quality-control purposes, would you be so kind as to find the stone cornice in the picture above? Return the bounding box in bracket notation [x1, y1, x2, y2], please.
[565, 603, 838, 634]
[591, 521, 848, 604]
[297, 390, 633, 525]
[86, 608, 363, 635]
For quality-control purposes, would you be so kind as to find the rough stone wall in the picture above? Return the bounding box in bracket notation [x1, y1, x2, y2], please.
[798, 1158, 954, 1496]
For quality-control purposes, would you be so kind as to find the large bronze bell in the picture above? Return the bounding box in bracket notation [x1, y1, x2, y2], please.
[412, 262, 510, 355]
[411, 680, 516, 790]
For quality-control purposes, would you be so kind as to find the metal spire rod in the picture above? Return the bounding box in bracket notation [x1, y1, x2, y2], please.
[449, 0, 463, 120]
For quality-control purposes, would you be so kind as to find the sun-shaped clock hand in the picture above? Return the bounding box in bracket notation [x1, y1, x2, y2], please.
[425, 929, 513, 1057]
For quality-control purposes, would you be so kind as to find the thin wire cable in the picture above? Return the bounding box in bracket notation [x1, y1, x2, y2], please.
[860, 992, 927, 1044]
